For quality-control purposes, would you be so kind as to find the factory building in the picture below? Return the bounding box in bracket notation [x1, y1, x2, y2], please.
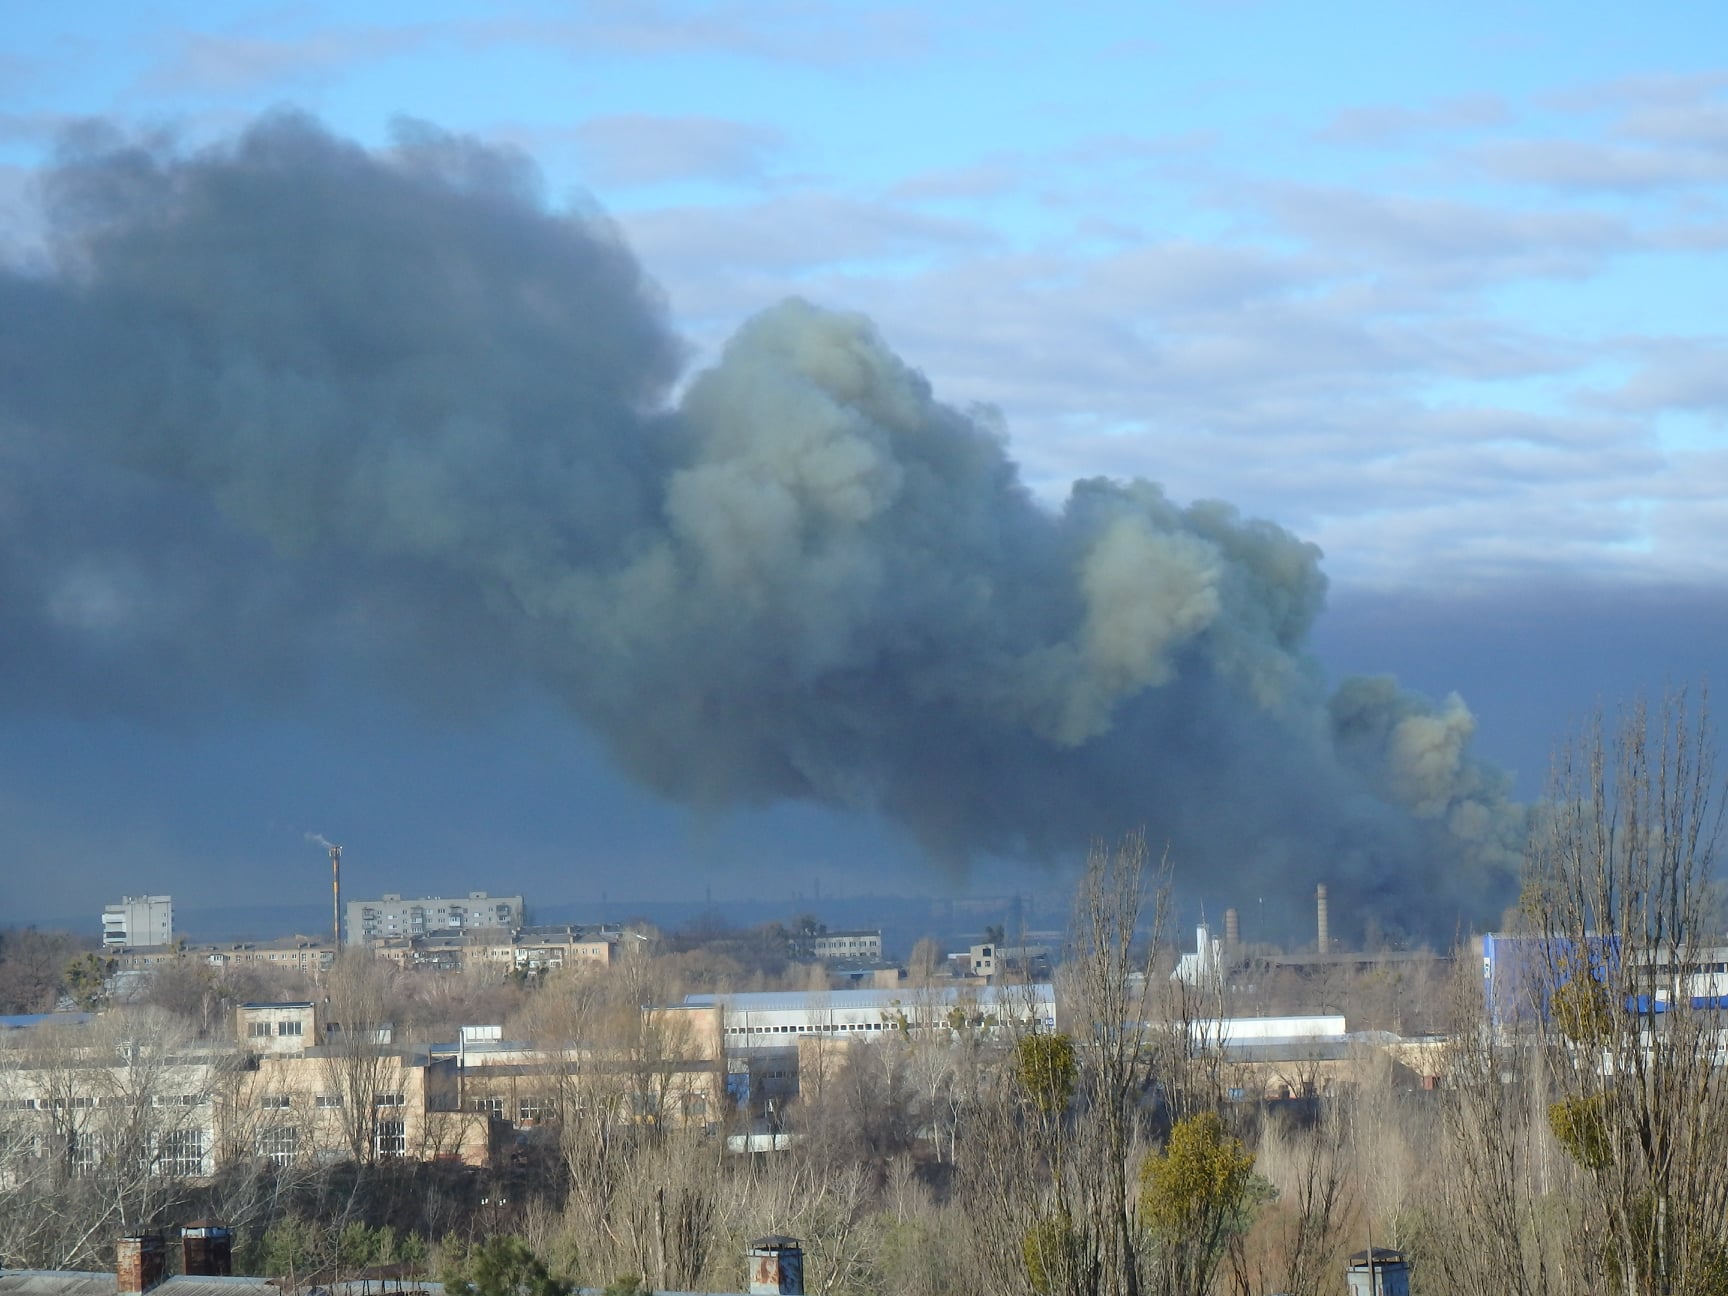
[687, 984, 1058, 1052]
[101, 895, 173, 948]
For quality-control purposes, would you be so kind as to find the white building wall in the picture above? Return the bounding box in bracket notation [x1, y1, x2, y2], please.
[694, 985, 1059, 1052]
[101, 895, 173, 947]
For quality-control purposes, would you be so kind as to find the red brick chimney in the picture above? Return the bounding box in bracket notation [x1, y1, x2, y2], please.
[117, 1232, 167, 1295]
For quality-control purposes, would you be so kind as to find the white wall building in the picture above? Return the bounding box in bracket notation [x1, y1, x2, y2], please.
[687, 984, 1058, 1052]
[345, 891, 524, 945]
[102, 895, 173, 948]
[811, 930, 883, 962]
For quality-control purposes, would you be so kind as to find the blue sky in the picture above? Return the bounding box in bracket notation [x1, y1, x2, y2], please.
[2, 1, 1724, 931]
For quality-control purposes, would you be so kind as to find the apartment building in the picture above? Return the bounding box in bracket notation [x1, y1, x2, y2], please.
[112, 938, 337, 975]
[345, 892, 524, 946]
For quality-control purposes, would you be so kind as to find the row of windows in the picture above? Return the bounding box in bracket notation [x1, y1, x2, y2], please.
[256, 1092, 400, 1109]
[247, 1020, 305, 1038]
[471, 1096, 555, 1123]
[255, 1121, 406, 1164]
[2, 1094, 203, 1111]
[726, 1022, 888, 1035]
[8, 1130, 209, 1178]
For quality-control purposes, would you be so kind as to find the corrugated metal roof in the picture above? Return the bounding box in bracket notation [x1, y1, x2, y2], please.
[0, 1014, 95, 1031]
[0, 1277, 449, 1296]
[0, 1281, 733, 1296]
[0, 1271, 116, 1296]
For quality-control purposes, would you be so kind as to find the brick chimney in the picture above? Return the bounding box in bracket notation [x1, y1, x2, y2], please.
[117, 1232, 167, 1295]
[181, 1221, 233, 1277]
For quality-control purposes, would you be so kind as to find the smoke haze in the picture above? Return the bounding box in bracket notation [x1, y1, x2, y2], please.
[0, 114, 1529, 935]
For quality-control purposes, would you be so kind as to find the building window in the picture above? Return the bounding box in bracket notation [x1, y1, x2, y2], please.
[248, 1022, 273, 1039]
[69, 1133, 102, 1175]
[259, 1094, 291, 1110]
[156, 1128, 205, 1177]
[474, 1096, 505, 1119]
[375, 1092, 405, 1108]
[315, 1094, 343, 1109]
[375, 1120, 406, 1158]
[277, 1020, 303, 1037]
[517, 1097, 551, 1124]
[256, 1125, 297, 1167]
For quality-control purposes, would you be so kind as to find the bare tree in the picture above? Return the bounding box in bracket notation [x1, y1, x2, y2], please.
[0, 1007, 231, 1269]
[1524, 690, 1728, 1296]
[321, 954, 402, 1164]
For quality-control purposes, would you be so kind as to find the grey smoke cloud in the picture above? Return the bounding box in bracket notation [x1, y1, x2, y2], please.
[0, 113, 1528, 934]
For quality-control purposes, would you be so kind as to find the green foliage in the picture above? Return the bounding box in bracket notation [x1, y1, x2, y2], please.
[1015, 1033, 1077, 1115]
[245, 1214, 327, 1278]
[1140, 1112, 1259, 1240]
[63, 952, 115, 1011]
[1549, 966, 1614, 1045]
[600, 1276, 652, 1295]
[1022, 1212, 1090, 1296]
[441, 1235, 573, 1296]
[1548, 1094, 1614, 1170]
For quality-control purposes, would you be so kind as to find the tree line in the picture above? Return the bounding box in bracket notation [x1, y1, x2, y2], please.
[1, 688, 1722, 1295]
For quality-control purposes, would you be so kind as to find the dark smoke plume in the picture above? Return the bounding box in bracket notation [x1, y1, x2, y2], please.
[0, 114, 1528, 934]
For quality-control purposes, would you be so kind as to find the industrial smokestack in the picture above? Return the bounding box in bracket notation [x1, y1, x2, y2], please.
[1224, 907, 1240, 947]
[1316, 884, 1330, 955]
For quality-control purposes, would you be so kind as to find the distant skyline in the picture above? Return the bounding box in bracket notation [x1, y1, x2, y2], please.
[2, 3, 1724, 930]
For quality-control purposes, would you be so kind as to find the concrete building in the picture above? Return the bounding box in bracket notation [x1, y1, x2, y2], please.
[112, 937, 336, 976]
[345, 892, 523, 946]
[810, 930, 883, 963]
[472, 925, 618, 974]
[689, 984, 1058, 1053]
[1173, 922, 1226, 988]
[964, 942, 1051, 983]
[101, 896, 172, 949]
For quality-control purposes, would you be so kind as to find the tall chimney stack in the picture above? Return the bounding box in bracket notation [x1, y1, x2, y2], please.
[1316, 884, 1330, 955]
[117, 1232, 167, 1295]
[1224, 907, 1240, 948]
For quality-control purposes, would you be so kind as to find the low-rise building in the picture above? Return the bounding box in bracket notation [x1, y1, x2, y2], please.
[965, 942, 1051, 983]
[471, 926, 618, 974]
[690, 983, 1058, 1053]
[810, 930, 883, 963]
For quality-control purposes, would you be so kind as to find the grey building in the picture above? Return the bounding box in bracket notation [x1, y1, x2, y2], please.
[101, 895, 173, 948]
[345, 891, 524, 946]
[810, 930, 884, 963]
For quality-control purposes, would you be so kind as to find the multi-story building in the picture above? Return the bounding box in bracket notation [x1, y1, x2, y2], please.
[0, 993, 721, 1188]
[472, 926, 619, 974]
[346, 892, 524, 946]
[112, 937, 337, 975]
[810, 930, 884, 963]
[101, 895, 173, 948]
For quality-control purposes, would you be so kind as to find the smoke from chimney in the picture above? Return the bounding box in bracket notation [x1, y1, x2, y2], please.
[0, 115, 1529, 936]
